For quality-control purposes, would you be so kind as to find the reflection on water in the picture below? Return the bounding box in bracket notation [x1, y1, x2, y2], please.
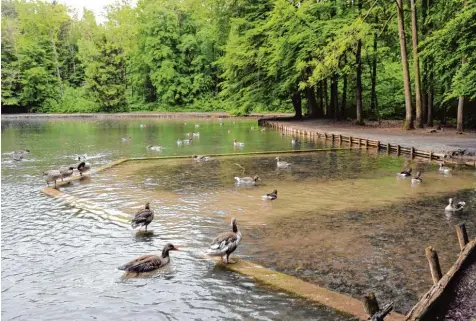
[2, 119, 352, 321]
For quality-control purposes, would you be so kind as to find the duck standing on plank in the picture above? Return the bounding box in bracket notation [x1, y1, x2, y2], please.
[43, 170, 62, 188]
[207, 218, 242, 264]
[131, 202, 154, 231]
[118, 243, 179, 273]
[59, 166, 74, 181]
[77, 157, 91, 176]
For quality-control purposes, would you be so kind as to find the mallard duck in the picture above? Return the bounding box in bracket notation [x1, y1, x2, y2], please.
[233, 139, 244, 147]
[131, 202, 154, 231]
[397, 168, 412, 177]
[146, 145, 163, 151]
[234, 175, 259, 185]
[43, 170, 62, 188]
[121, 136, 131, 142]
[118, 243, 179, 273]
[12, 149, 30, 161]
[192, 155, 211, 161]
[77, 157, 91, 176]
[411, 171, 423, 184]
[207, 218, 242, 264]
[192, 132, 200, 137]
[59, 166, 74, 181]
[275, 157, 291, 168]
[262, 189, 278, 200]
[445, 198, 466, 212]
[439, 163, 452, 174]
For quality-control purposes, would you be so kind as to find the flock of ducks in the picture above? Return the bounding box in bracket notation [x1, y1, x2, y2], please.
[43, 156, 91, 188]
[396, 162, 466, 213]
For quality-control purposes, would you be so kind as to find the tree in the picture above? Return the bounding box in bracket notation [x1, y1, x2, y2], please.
[396, 0, 414, 129]
[410, 0, 423, 128]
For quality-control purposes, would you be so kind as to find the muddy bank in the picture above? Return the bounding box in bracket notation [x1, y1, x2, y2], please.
[260, 118, 476, 156]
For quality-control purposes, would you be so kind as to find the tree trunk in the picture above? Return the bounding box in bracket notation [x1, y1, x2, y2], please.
[51, 33, 63, 96]
[331, 75, 338, 120]
[319, 81, 324, 115]
[411, 0, 423, 128]
[370, 16, 378, 116]
[421, 0, 429, 124]
[427, 72, 433, 126]
[306, 86, 319, 118]
[457, 68, 465, 132]
[341, 55, 347, 119]
[355, 0, 363, 125]
[292, 91, 302, 119]
[324, 78, 329, 117]
[396, 0, 414, 129]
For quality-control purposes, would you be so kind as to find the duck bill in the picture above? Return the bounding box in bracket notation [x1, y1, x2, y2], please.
[172, 247, 179, 251]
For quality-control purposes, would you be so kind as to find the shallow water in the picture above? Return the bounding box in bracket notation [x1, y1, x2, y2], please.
[2, 118, 353, 321]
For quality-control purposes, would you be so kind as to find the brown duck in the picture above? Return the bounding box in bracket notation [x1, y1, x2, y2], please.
[118, 243, 179, 273]
[131, 202, 154, 231]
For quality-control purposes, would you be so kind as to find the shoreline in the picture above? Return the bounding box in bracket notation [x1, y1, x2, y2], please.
[1, 112, 293, 120]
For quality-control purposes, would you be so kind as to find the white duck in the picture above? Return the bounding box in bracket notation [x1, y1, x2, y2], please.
[121, 136, 131, 142]
[192, 155, 211, 161]
[275, 157, 291, 169]
[195, 124, 200, 128]
[411, 171, 423, 184]
[192, 132, 200, 137]
[291, 137, 298, 146]
[234, 175, 259, 186]
[439, 163, 452, 174]
[12, 149, 30, 161]
[233, 139, 244, 147]
[207, 218, 242, 264]
[177, 139, 183, 146]
[445, 198, 466, 212]
[146, 145, 163, 151]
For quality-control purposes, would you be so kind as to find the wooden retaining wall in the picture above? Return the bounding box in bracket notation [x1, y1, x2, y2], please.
[259, 120, 476, 167]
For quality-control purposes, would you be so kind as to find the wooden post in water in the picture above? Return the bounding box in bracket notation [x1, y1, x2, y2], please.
[376, 141, 380, 150]
[455, 223, 469, 251]
[362, 292, 380, 318]
[411, 147, 415, 158]
[425, 246, 443, 285]
[387, 143, 390, 154]
[365, 139, 369, 149]
[349, 136, 353, 148]
[429, 151, 433, 160]
[339, 135, 343, 147]
[397, 145, 401, 156]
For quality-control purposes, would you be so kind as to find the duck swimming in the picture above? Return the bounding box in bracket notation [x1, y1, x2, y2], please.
[131, 202, 154, 231]
[177, 139, 183, 146]
[233, 139, 244, 147]
[183, 138, 192, 145]
[291, 137, 298, 146]
[59, 166, 74, 181]
[439, 163, 452, 174]
[192, 155, 211, 161]
[397, 168, 412, 177]
[234, 175, 259, 185]
[262, 189, 278, 200]
[411, 171, 423, 184]
[445, 198, 466, 212]
[192, 132, 200, 137]
[275, 157, 291, 168]
[207, 218, 242, 264]
[146, 145, 163, 151]
[43, 170, 62, 188]
[121, 136, 131, 142]
[118, 243, 179, 273]
[12, 149, 30, 161]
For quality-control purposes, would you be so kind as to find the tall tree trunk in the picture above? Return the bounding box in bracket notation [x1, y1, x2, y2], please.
[292, 91, 302, 119]
[421, 0, 428, 124]
[341, 55, 347, 119]
[306, 86, 319, 118]
[319, 81, 324, 115]
[370, 16, 378, 116]
[331, 75, 338, 120]
[51, 34, 63, 96]
[411, 0, 423, 128]
[456, 56, 467, 132]
[427, 86, 433, 126]
[324, 78, 329, 116]
[396, 0, 414, 129]
[355, 0, 363, 124]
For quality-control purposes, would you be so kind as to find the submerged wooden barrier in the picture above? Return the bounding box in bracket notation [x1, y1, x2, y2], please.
[258, 120, 476, 167]
[405, 224, 476, 321]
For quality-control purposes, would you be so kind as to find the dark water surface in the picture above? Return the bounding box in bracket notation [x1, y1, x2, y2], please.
[2, 118, 475, 319]
[2, 118, 351, 321]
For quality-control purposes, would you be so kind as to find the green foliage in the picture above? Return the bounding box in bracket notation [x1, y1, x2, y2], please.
[43, 86, 99, 113]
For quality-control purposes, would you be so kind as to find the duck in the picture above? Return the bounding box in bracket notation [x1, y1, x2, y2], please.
[275, 157, 291, 168]
[262, 189, 278, 200]
[220, 122, 224, 126]
[131, 202, 154, 231]
[233, 139, 244, 147]
[43, 170, 62, 188]
[207, 218, 242, 264]
[195, 124, 200, 128]
[177, 139, 183, 146]
[121, 136, 131, 142]
[192, 155, 211, 161]
[397, 168, 412, 177]
[411, 171, 423, 184]
[139, 124, 146, 128]
[183, 138, 192, 145]
[192, 132, 200, 137]
[439, 163, 452, 174]
[445, 198, 466, 212]
[234, 175, 259, 185]
[291, 137, 298, 146]
[146, 145, 163, 151]
[59, 166, 74, 181]
[118, 243, 179, 273]
[77, 157, 91, 176]
[186, 132, 192, 137]
[250, 126, 255, 130]
[227, 130, 231, 134]
[12, 149, 30, 161]
[261, 128, 266, 132]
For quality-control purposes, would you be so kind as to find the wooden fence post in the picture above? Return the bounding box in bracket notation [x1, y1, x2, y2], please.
[362, 292, 380, 317]
[425, 246, 443, 285]
[455, 223, 469, 251]
[397, 145, 401, 156]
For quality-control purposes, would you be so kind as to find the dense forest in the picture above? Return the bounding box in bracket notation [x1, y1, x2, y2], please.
[1, 0, 475, 129]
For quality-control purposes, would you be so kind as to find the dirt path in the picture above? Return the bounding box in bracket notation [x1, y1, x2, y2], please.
[263, 118, 476, 155]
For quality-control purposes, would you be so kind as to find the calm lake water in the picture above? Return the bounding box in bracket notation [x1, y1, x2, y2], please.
[2, 118, 475, 319]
